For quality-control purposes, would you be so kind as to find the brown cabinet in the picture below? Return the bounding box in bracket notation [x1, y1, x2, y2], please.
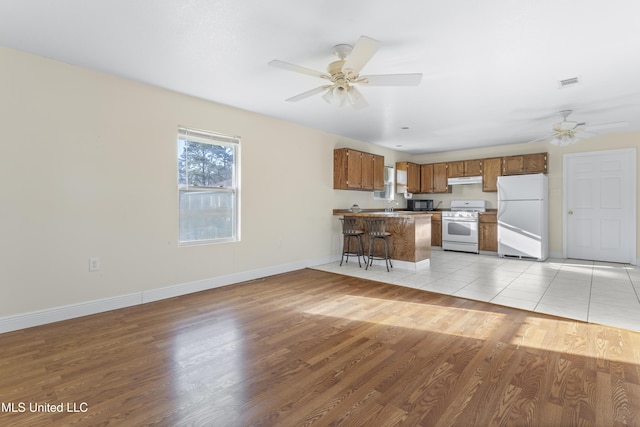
[430, 211, 442, 247]
[334, 148, 384, 191]
[433, 163, 450, 193]
[418, 163, 450, 193]
[479, 212, 498, 252]
[448, 159, 482, 178]
[362, 153, 384, 190]
[482, 157, 502, 192]
[373, 154, 384, 190]
[502, 153, 548, 175]
[420, 164, 433, 193]
[396, 162, 421, 194]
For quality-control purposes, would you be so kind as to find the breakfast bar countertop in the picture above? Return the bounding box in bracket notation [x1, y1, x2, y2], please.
[332, 209, 434, 217]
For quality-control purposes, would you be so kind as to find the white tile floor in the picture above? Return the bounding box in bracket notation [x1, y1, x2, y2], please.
[313, 251, 640, 332]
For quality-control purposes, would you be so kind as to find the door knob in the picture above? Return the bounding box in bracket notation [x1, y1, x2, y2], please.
[568, 210, 574, 215]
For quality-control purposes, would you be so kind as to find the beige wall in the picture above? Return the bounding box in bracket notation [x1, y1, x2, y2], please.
[411, 133, 640, 258]
[0, 47, 405, 318]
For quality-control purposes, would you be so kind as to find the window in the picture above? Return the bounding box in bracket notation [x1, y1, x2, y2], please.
[178, 127, 240, 244]
[373, 165, 395, 200]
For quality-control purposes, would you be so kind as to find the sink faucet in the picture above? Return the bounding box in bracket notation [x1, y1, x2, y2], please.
[385, 200, 399, 212]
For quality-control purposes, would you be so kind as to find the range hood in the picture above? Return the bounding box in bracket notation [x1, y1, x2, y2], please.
[447, 176, 482, 185]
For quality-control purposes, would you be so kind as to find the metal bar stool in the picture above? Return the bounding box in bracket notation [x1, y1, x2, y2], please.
[339, 217, 366, 267]
[364, 218, 393, 271]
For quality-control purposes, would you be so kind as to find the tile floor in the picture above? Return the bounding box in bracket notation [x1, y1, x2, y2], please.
[313, 250, 640, 333]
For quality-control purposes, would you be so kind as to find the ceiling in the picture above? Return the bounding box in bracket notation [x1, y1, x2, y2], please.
[1, 1, 639, 154]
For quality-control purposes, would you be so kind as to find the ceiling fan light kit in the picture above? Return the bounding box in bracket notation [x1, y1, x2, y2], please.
[550, 134, 578, 146]
[269, 36, 423, 109]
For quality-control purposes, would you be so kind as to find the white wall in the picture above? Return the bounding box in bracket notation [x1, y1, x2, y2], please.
[0, 47, 405, 322]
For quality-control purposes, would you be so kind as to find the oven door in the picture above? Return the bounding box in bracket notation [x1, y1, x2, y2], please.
[442, 217, 479, 244]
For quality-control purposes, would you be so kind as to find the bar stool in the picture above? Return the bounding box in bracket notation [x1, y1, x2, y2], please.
[339, 217, 366, 267]
[365, 218, 393, 271]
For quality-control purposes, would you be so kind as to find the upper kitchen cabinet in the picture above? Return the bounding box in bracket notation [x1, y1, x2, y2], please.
[334, 148, 384, 191]
[482, 157, 502, 192]
[361, 152, 384, 190]
[432, 163, 450, 193]
[420, 163, 433, 193]
[417, 163, 450, 193]
[396, 161, 421, 194]
[502, 152, 548, 175]
[447, 159, 482, 178]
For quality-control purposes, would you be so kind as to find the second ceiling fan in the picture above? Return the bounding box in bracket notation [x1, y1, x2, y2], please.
[269, 36, 422, 109]
[530, 110, 629, 146]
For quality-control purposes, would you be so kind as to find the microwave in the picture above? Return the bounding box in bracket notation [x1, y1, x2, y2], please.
[407, 199, 434, 211]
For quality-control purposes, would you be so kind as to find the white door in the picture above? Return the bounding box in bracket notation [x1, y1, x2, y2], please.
[564, 149, 636, 263]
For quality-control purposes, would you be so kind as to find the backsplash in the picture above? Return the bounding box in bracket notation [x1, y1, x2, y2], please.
[411, 183, 498, 209]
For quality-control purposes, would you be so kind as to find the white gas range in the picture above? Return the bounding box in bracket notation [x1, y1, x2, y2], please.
[442, 200, 486, 253]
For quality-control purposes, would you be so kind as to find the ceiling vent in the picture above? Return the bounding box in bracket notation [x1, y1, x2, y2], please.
[558, 76, 581, 88]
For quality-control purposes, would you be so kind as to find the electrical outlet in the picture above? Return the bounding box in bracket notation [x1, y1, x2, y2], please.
[89, 257, 100, 272]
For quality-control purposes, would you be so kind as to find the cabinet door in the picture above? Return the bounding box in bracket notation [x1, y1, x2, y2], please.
[479, 213, 498, 251]
[432, 163, 450, 193]
[482, 157, 502, 192]
[373, 154, 384, 191]
[407, 162, 421, 193]
[431, 212, 442, 246]
[420, 164, 434, 193]
[524, 153, 548, 173]
[502, 155, 524, 175]
[447, 161, 465, 178]
[465, 159, 483, 176]
[361, 152, 374, 190]
[346, 149, 363, 188]
[503, 153, 548, 175]
[479, 223, 498, 252]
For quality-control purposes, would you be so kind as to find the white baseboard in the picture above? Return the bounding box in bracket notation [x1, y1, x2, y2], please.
[0, 255, 338, 334]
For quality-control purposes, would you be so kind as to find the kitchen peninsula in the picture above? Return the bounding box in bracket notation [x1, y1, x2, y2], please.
[333, 210, 432, 269]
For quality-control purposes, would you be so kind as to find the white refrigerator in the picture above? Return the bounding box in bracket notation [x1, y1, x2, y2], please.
[497, 173, 549, 261]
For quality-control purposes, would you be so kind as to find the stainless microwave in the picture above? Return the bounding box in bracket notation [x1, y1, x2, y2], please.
[407, 199, 434, 211]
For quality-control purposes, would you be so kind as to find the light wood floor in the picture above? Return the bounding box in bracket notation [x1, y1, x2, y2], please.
[1, 269, 639, 426]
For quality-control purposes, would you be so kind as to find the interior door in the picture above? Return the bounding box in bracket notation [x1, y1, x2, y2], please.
[564, 149, 636, 263]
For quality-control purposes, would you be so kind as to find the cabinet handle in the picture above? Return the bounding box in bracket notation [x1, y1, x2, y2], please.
[568, 210, 574, 215]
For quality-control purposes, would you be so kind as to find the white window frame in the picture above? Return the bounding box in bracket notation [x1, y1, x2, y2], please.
[177, 126, 241, 245]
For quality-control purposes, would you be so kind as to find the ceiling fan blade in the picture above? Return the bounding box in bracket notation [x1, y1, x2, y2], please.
[526, 134, 552, 144]
[269, 60, 330, 80]
[584, 121, 629, 132]
[576, 130, 597, 138]
[285, 85, 331, 102]
[342, 36, 381, 76]
[358, 73, 423, 86]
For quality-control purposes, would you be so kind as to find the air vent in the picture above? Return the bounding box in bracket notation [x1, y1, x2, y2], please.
[559, 76, 580, 88]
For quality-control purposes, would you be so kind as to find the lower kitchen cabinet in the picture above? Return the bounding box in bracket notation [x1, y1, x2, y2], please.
[430, 211, 442, 247]
[479, 212, 497, 252]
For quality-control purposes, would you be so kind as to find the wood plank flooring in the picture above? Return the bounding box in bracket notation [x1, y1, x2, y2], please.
[1, 268, 640, 426]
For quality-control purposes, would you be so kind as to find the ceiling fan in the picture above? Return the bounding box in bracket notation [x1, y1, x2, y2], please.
[530, 110, 628, 146]
[269, 36, 422, 109]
